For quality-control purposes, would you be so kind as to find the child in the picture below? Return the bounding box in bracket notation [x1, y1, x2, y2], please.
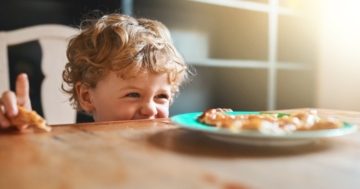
[0, 13, 192, 130]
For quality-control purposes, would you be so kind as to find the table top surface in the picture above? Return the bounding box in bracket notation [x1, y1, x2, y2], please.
[1, 108, 360, 189]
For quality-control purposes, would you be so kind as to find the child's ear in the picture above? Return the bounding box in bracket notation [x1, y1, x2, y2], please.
[75, 82, 95, 113]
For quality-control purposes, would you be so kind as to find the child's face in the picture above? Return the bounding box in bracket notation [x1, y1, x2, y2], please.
[87, 71, 172, 122]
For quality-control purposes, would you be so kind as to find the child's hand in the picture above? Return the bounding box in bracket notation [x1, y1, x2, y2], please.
[0, 73, 32, 130]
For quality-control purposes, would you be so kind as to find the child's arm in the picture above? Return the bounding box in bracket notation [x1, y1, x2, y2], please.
[0, 73, 32, 130]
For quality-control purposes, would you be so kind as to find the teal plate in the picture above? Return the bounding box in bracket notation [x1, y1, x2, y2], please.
[171, 111, 358, 146]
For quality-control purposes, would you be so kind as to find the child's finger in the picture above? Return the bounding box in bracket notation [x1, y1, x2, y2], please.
[0, 110, 10, 128]
[17, 124, 29, 131]
[1, 91, 18, 117]
[15, 73, 31, 109]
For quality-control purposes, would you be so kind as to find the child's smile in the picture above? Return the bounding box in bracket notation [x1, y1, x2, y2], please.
[81, 71, 172, 122]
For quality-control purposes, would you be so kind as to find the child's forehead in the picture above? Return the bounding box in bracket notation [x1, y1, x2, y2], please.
[111, 72, 173, 90]
[115, 71, 168, 80]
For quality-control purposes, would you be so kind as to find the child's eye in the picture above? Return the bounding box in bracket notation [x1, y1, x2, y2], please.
[126, 92, 140, 98]
[156, 93, 169, 99]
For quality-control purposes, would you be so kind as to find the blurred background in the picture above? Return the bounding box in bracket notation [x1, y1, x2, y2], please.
[1, 0, 360, 122]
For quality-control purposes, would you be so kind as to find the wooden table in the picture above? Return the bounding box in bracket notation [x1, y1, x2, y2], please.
[1, 108, 359, 189]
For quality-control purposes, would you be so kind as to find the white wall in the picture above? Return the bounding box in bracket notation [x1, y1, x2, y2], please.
[316, 0, 360, 111]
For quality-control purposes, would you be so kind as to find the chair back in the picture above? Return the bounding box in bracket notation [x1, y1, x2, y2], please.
[0, 24, 79, 124]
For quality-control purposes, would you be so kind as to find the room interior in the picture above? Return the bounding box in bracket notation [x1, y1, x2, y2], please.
[1, 0, 360, 122]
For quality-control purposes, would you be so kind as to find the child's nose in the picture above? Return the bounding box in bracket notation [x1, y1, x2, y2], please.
[140, 101, 158, 118]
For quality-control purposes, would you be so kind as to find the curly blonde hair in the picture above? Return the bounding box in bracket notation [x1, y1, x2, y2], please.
[62, 13, 190, 111]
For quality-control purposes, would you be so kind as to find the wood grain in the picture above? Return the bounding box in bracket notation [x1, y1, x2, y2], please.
[0, 109, 359, 189]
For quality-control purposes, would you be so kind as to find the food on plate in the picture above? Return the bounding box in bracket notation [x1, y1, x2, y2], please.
[6, 106, 51, 132]
[197, 108, 343, 132]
